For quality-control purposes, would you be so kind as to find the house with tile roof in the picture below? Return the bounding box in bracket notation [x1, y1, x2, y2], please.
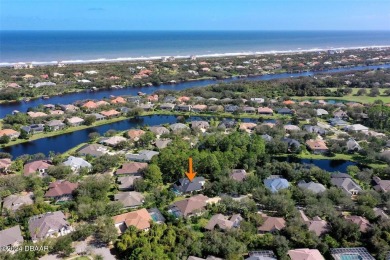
[0, 158, 12, 174]
[2, 192, 34, 212]
[44, 180, 79, 202]
[63, 156, 92, 172]
[100, 136, 127, 147]
[205, 214, 243, 231]
[299, 210, 329, 236]
[126, 150, 159, 162]
[258, 215, 286, 234]
[0, 226, 24, 252]
[67, 116, 84, 126]
[115, 162, 148, 175]
[127, 129, 146, 141]
[373, 176, 390, 192]
[28, 211, 73, 242]
[258, 107, 274, 115]
[114, 191, 144, 208]
[288, 248, 325, 260]
[345, 215, 371, 232]
[112, 208, 153, 233]
[77, 144, 108, 157]
[168, 194, 209, 218]
[0, 129, 20, 139]
[306, 139, 329, 154]
[264, 177, 289, 193]
[173, 177, 205, 194]
[23, 160, 52, 177]
[100, 109, 121, 118]
[298, 181, 326, 194]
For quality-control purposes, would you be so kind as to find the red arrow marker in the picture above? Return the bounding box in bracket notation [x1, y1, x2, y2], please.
[186, 157, 196, 182]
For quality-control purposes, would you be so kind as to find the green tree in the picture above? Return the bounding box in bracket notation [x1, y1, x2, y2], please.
[84, 115, 96, 126]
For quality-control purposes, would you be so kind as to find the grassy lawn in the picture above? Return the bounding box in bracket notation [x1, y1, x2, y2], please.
[293, 88, 390, 104]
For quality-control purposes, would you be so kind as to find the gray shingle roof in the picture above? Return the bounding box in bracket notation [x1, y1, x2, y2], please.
[0, 225, 24, 247]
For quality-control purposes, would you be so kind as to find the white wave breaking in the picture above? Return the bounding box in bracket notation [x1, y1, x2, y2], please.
[1, 45, 390, 67]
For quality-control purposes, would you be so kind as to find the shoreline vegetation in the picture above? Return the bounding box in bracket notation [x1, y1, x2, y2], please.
[1, 47, 389, 102]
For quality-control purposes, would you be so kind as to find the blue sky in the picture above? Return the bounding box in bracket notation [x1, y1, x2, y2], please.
[1, 0, 389, 30]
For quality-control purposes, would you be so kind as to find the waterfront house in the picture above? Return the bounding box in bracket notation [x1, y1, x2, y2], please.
[264, 177, 289, 193]
[100, 136, 127, 147]
[127, 129, 145, 141]
[281, 138, 300, 151]
[205, 214, 243, 231]
[115, 162, 148, 175]
[277, 107, 293, 115]
[23, 160, 52, 177]
[44, 180, 78, 202]
[239, 122, 257, 132]
[0, 129, 20, 139]
[347, 138, 361, 152]
[46, 120, 66, 131]
[149, 126, 170, 137]
[114, 191, 145, 208]
[190, 121, 210, 131]
[21, 124, 45, 135]
[298, 181, 326, 194]
[82, 101, 98, 109]
[28, 211, 73, 243]
[170, 123, 190, 132]
[159, 103, 175, 110]
[112, 208, 152, 233]
[168, 194, 209, 218]
[192, 104, 208, 112]
[2, 192, 34, 212]
[224, 105, 239, 113]
[230, 169, 248, 182]
[125, 150, 159, 162]
[258, 107, 274, 115]
[33, 82, 56, 88]
[243, 106, 256, 113]
[118, 175, 143, 191]
[218, 119, 237, 129]
[100, 109, 120, 118]
[63, 156, 92, 172]
[306, 139, 329, 154]
[331, 173, 362, 196]
[90, 113, 106, 121]
[288, 249, 325, 260]
[0, 226, 24, 253]
[111, 96, 127, 104]
[67, 116, 84, 126]
[176, 104, 192, 112]
[173, 177, 205, 194]
[77, 144, 108, 157]
[208, 105, 223, 113]
[258, 215, 286, 234]
[138, 103, 154, 111]
[0, 158, 12, 174]
[60, 104, 78, 112]
[27, 111, 48, 118]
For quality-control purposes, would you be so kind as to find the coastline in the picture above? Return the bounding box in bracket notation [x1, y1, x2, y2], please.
[2, 45, 390, 67]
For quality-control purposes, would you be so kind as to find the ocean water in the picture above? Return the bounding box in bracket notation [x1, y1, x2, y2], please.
[0, 30, 390, 64]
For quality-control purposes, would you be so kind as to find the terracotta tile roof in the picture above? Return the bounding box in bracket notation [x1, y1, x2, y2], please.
[283, 100, 295, 105]
[44, 180, 78, 198]
[127, 129, 146, 140]
[288, 249, 325, 260]
[345, 215, 371, 232]
[0, 129, 19, 136]
[100, 109, 120, 117]
[112, 208, 152, 230]
[0, 158, 12, 169]
[115, 162, 148, 175]
[111, 97, 127, 104]
[258, 216, 286, 232]
[172, 194, 208, 217]
[23, 160, 52, 176]
[306, 139, 328, 151]
[82, 101, 98, 109]
[258, 107, 274, 114]
[27, 111, 48, 118]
